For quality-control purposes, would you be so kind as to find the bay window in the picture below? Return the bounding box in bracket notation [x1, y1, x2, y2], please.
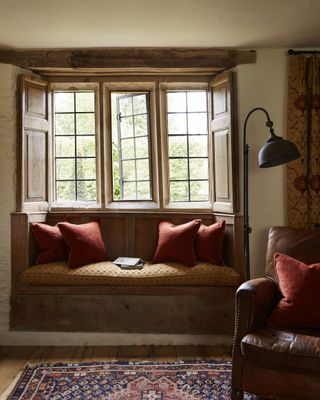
[19, 72, 237, 214]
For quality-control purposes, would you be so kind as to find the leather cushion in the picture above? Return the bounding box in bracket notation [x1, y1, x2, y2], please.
[194, 220, 225, 266]
[241, 327, 320, 372]
[152, 220, 201, 267]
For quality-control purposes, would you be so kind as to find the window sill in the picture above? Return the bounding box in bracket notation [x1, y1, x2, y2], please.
[50, 201, 101, 211]
[106, 201, 160, 210]
[163, 201, 212, 212]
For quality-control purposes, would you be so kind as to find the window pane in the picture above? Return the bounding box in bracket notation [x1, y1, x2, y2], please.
[76, 92, 95, 112]
[123, 182, 136, 199]
[189, 158, 208, 179]
[169, 159, 188, 180]
[167, 92, 186, 112]
[55, 93, 74, 112]
[76, 136, 95, 157]
[121, 138, 135, 159]
[56, 137, 75, 157]
[56, 181, 75, 201]
[137, 181, 151, 199]
[56, 159, 75, 180]
[122, 160, 136, 180]
[77, 158, 96, 180]
[119, 97, 132, 116]
[76, 113, 95, 135]
[111, 91, 152, 201]
[55, 114, 74, 135]
[187, 91, 207, 112]
[77, 181, 96, 201]
[135, 137, 149, 158]
[170, 181, 189, 202]
[189, 136, 207, 157]
[54, 90, 97, 203]
[169, 136, 187, 157]
[166, 89, 209, 203]
[134, 114, 148, 136]
[188, 113, 208, 134]
[133, 95, 147, 114]
[190, 181, 209, 201]
[121, 116, 134, 138]
[136, 159, 150, 180]
[168, 113, 187, 135]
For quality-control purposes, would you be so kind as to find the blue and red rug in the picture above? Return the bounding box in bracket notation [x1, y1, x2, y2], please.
[8, 360, 255, 399]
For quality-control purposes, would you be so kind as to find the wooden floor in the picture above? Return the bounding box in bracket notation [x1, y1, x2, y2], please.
[0, 345, 231, 398]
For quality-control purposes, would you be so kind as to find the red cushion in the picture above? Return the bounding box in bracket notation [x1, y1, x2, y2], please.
[194, 220, 225, 265]
[31, 223, 69, 264]
[58, 221, 108, 268]
[152, 219, 201, 267]
[268, 253, 320, 328]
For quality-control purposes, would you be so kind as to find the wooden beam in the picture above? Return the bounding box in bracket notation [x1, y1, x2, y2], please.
[0, 48, 256, 70]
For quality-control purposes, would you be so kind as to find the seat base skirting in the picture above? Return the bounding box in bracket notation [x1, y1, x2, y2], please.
[10, 286, 236, 334]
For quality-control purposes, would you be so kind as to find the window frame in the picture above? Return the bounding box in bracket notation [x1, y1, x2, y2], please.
[159, 81, 213, 211]
[50, 82, 101, 209]
[37, 74, 236, 214]
[103, 81, 160, 210]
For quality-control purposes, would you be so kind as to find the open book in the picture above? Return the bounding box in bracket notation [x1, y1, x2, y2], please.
[113, 257, 144, 270]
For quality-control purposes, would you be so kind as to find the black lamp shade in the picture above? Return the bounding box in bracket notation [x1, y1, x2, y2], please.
[258, 135, 300, 168]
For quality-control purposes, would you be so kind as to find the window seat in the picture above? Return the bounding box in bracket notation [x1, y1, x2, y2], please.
[11, 211, 244, 334]
[20, 261, 241, 287]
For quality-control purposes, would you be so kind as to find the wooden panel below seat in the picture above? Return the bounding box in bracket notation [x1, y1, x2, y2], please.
[10, 287, 235, 334]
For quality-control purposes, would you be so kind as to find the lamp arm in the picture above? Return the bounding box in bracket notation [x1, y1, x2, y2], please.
[243, 107, 273, 280]
[243, 107, 273, 146]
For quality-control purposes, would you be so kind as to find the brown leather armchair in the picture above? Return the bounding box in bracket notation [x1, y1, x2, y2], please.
[232, 226, 320, 400]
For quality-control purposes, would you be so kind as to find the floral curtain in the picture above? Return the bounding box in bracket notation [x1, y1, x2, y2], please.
[287, 55, 320, 228]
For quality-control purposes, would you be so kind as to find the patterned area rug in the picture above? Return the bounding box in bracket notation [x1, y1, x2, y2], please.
[8, 360, 256, 399]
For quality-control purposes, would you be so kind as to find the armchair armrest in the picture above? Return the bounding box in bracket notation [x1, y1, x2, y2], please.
[231, 277, 278, 397]
[236, 277, 278, 334]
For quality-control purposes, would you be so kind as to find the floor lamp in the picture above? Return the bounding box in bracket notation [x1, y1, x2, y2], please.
[243, 107, 300, 280]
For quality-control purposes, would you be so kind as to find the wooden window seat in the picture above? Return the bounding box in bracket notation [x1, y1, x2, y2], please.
[11, 212, 244, 335]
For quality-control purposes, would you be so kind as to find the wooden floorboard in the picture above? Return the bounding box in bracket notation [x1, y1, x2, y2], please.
[149, 345, 177, 361]
[0, 345, 231, 397]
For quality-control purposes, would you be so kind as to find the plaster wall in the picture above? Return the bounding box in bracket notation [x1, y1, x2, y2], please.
[0, 49, 288, 344]
[0, 64, 19, 332]
[236, 49, 288, 278]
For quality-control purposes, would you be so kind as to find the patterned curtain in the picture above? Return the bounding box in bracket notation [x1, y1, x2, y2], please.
[287, 55, 320, 228]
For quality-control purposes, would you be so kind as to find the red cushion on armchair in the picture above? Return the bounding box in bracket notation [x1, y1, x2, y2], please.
[268, 253, 320, 328]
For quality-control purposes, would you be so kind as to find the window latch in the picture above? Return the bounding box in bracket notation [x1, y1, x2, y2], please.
[117, 112, 122, 121]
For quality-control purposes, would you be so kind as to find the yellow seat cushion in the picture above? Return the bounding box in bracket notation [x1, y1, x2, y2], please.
[20, 261, 240, 286]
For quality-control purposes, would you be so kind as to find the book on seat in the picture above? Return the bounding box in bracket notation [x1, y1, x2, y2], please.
[113, 257, 144, 269]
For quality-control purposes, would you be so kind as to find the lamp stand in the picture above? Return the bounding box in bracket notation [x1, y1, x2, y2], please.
[243, 107, 300, 280]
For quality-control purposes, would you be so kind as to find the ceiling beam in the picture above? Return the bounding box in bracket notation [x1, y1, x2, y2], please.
[0, 48, 256, 70]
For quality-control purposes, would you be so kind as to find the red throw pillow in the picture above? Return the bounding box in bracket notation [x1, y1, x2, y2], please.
[194, 220, 225, 265]
[31, 223, 69, 264]
[58, 221, 108, 268]
[268, 253, 320, 328]
[152, 219, 201, 267]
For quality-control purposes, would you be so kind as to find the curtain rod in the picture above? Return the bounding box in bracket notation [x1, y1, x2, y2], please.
[288, 49, 320, 55]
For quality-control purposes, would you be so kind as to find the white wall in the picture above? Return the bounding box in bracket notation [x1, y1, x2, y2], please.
[0, 49, 288, 344]
[236, 49, 288, 278]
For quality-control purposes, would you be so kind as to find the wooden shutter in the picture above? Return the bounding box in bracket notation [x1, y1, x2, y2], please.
[210, 71, 238, 213]
[18, 75, 51, 211]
